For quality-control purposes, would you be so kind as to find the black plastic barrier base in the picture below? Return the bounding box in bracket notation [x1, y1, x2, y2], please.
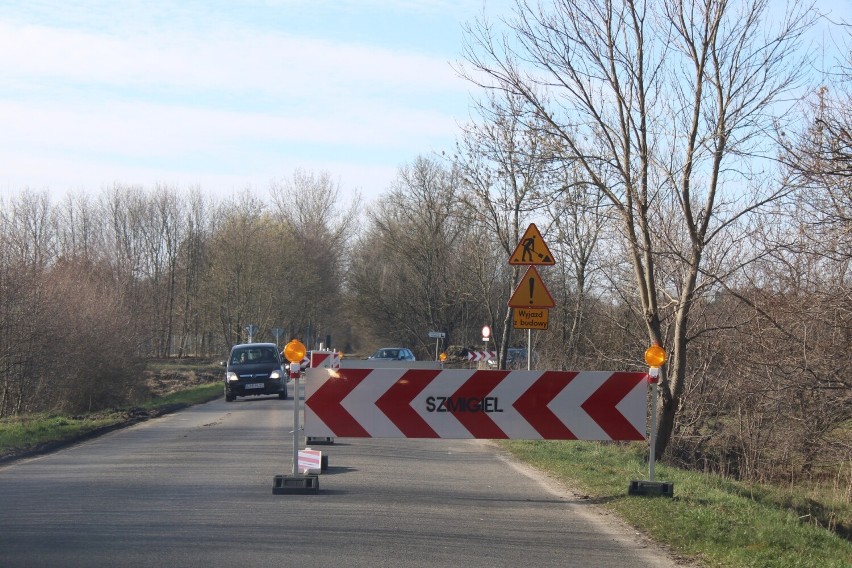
[628, 480, 674, 497]
[273, 474, 319, 495]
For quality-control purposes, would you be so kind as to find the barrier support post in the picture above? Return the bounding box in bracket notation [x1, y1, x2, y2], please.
[628, 354, 673, 498]
[273, 340, 318, 495]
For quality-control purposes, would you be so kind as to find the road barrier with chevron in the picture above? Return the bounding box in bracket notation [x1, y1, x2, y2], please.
[304, 368, 648, 441]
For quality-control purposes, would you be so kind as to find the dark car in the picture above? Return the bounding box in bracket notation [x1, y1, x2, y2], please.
[488, 347, 538, 369]
[224, 343, 288, 402]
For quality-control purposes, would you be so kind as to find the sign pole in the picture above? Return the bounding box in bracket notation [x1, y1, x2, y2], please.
[428, 331, 445, 361]
[481, 325, 491, 370]
[271, 327, 284, 348]
[527, 328, 532, 370]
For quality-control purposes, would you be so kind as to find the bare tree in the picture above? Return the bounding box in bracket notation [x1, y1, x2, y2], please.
[544, 173, 611, 369]
[726, 42, 852, 481]
[204, 191, 290, 348]
[348, 157, 474, 356]
[0, 190, 144, 415]
[270, 170, 360, 349]
[55, 192, 104, 263]
[459, 0, 816, 456]
[176, 189, 214, 357]
[101, 185, 149, 352]
[454, 91, 559, 367]
[142, 185, 187, 357]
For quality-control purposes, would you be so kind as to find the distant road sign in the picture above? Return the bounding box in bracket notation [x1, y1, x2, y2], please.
[466, 350, 497, 362]
[428, 331, 446, 339]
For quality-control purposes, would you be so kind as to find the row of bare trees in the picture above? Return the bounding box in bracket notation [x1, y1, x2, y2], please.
[0, 172, 357, 416]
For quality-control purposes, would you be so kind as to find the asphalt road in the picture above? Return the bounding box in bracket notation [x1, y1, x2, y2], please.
[0, 388, 682, 568]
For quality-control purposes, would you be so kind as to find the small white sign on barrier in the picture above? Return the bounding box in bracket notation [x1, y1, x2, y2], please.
[298, 449, 323, 474]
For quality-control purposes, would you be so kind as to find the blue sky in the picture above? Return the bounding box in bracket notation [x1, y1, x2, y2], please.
[1, 1, 848, 206]
[0, 0, 512, 204]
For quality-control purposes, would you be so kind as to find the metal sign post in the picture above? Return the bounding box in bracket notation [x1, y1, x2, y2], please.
[481, 325, 490, 370]
[527, 329, 532, 370]
[428, 331, 445, 361]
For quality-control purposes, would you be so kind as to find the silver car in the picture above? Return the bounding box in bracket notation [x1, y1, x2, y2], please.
[368, 347, 416, 361]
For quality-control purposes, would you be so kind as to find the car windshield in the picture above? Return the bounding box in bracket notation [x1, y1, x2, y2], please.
[231, 347, 276, 364]
[375, 349, 399, 359]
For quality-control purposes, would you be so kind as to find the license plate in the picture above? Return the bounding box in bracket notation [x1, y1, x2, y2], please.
[245, 383, 264, 389]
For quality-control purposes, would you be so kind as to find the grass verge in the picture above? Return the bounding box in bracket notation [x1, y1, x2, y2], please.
[0, 383, 222, 461]
[501, 440, 852, 568]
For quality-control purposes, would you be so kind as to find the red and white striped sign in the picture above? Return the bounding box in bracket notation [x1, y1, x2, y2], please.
[310, 350, 340, 369]
[304, 368, 648, 441]
[466, 350, 497, 362]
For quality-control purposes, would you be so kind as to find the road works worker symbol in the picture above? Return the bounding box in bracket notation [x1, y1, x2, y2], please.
[521, 235, 540, 262]
[509, 223, 555, 265]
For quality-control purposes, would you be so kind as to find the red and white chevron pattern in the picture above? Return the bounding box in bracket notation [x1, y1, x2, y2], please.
[466, 350, 497, 362]
[300, 350, 341, 370]
[310, 350, 340, 369]
[304, 368, 648, 441]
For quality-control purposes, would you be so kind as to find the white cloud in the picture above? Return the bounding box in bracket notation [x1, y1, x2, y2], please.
[0, 1, 494, 202]
[0, 144, 398, 205]
[0, 21, 464, 100]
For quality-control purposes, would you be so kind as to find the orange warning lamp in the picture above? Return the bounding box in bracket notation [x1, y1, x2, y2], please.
[645, 343, 667, 368]
[284, 339, 307, 364]
[439, 352, 447, 362]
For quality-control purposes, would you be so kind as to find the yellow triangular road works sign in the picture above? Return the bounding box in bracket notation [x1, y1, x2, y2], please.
[509, 223, 555, 265]
[508, 266, 555, 308]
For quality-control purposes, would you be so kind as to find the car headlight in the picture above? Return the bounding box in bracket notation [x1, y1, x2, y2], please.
[226, 372, 239, 382]
[270, 370, 282, 379]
